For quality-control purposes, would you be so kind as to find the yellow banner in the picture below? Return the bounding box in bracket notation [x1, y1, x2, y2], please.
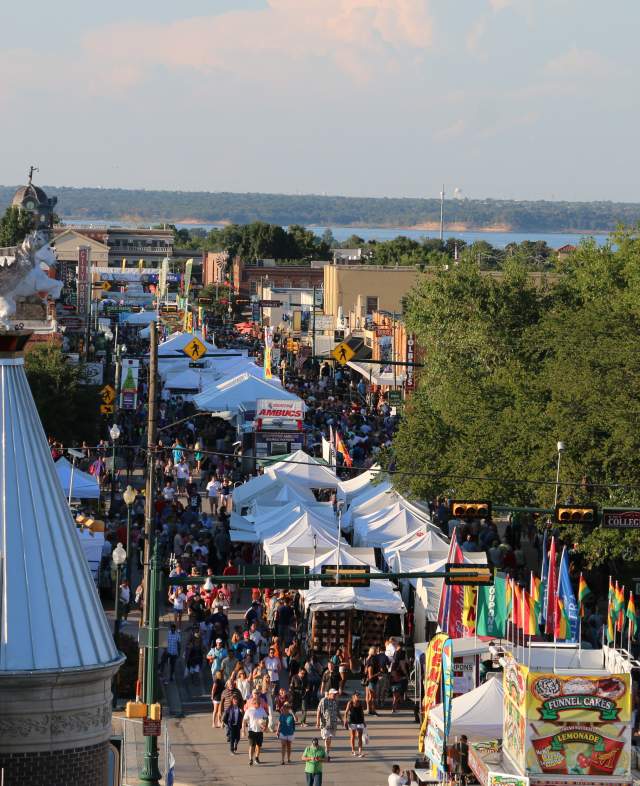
[418, 633, 447, 753]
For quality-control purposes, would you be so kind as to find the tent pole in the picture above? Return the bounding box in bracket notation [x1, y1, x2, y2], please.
[68, 456, 76, 506]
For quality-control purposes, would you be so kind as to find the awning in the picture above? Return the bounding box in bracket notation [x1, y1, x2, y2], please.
[347, 360, 406, 387]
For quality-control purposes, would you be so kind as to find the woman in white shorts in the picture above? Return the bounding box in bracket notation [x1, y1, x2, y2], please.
[343, 692, 367, 757]
[277, 702, 296, 765]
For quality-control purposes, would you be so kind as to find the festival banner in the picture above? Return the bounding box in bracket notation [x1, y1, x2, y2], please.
[263, 326, 273, 379]
[477, 574, 508, 638]
[558, 546, 579, 642]
[417, 633, 448, 753]
[526, 722, 631, 777]
[441, 638, 454, 746]
[437, 532, 465, 638]
[503, 658, 528, 770]
[462, 585, 478, 636]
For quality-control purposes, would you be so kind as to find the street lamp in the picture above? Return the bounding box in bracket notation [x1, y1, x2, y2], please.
[123, 485, 136, 581]
[109, 423, 121, 511]
[112, 542, 127, 639]
[554, 441, 565, 508]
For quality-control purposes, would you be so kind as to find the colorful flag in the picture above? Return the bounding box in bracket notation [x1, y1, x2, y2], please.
[555, 597, 571, 640]
[539, 529, 549, 627]
[578, 573, 591, 617]
[462, 586, 477, 636]
[626, 594, 637, 640]
[616, 583, 626, 632]
[523, 591, 538, 636]
[544, 537, 557, 636]
[477, 575, 508, 637]
[607, 577, 615, 644]
[437, 531, 465, 638]
[441, 639, 454, 743]
[530, 573, 542, 621]
[558, 547, 579, 642]
[506, 576, 513, 619]
[335, 431, 353, 468]
[511, 582, 523, 631]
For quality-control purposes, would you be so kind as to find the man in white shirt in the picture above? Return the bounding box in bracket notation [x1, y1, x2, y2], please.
[388, 764, 408, 786]
[264, 647, 282, 691]
[242, 698, 269, 765]
[163, 482, 176, 503]
[206, 475, 221, 514]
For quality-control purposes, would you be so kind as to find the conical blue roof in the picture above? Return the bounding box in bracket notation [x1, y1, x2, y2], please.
[0, 338, 120, 672]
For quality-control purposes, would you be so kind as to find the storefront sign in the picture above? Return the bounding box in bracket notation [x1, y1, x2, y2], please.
[77, 246, 90, 318]
[528, 722, 631, 777]
[254, 430, 304, 458]
[405, 333, 416, 391]
[602, 509, 640, 529]
[488, 772, 529, 786]
[120, 359, 140, 410]
[528, 674, 630, 722]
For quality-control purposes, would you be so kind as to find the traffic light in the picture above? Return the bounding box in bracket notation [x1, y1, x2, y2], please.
[554, 505, 597, 524]
[320, 565, 370, 587]
[445, 563, 494, 586]
[450, 500, 492, 520]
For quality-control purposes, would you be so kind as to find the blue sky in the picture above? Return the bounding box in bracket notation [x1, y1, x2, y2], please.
[1, 0, 638, 201]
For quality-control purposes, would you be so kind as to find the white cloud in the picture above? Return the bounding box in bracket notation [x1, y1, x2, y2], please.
[544, 46, 623, 79]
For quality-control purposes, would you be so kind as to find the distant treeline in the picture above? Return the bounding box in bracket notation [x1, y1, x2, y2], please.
[1, 185, 638, 231]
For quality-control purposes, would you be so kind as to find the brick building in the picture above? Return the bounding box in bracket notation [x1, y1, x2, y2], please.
[231, 257, 326, 298]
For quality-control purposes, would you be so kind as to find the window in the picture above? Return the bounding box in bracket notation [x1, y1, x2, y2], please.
[249, 280, 258, 294]
[366, 296, 378, 314]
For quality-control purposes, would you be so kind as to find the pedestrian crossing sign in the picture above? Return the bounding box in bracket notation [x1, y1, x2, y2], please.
[182, 336, 206, 361]
[331, 341, 355, 366]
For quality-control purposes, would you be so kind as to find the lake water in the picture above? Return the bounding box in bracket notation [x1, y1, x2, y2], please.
[65, 218, 609, 249]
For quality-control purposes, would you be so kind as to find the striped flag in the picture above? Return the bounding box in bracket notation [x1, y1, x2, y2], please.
[555, 597, 571, 640]
[607, 577, 615, 644]
[578, 573, 591, 617]
[616, 582, 626, 632]
[523, 590, 538, 636]
[544, 537, 558, 636]
[335, 431, 353, 467]
[627, 593, 637, 639]
[530, 573, 542, 620]
[539, 530, 549, 627]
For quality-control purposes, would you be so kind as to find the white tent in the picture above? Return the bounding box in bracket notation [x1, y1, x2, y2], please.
[414, 552, 488, 621]
[270, 450, 341, 489]
[157, 330, 217, 356]
[348, 481, 395, 517]
[282, 545, 377, 567]
[164, 368, 202, 391]
[429, 675, 504, 739]
[383, 527, 449, 570]
[232, 470, 316, 513]
[231, 502, 330, 543]
[122, 310, 157, 326]
[353, 504, 428, 547]
[337, 466, 381, 502]
[263, 511, 342, 563]
[194, 373, 298, 413]
[232, 471, 280, 511]
[55, 457, 100, 499]
[76, 527, 104, 581]
[300, 547, 406, 615]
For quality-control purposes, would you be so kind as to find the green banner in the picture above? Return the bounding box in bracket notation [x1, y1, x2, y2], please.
[477, 575, 507, 637]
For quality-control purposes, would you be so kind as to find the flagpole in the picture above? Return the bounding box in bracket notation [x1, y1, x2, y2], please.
[578, 612, 582, 667]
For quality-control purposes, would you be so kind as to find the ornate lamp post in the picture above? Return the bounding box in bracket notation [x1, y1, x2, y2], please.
[111, 542, 127, 640]
[109, 423, 121, 511]
[123, 484, 137, 581]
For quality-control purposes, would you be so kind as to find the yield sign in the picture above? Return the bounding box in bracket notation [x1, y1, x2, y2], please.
[182, 336, 207, 361]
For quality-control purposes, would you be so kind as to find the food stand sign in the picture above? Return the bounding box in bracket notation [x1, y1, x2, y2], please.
[527, 673, 630, 722]
[602, 508, 640, 529]
[488, 773, 529, 786]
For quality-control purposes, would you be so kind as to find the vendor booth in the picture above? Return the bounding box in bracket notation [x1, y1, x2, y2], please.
[55, 457, 100, 500]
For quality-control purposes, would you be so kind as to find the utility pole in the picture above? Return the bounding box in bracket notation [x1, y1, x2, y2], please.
[138, 321, 158, 689]
[312, 285, 317, 361]
[439, 184, 445, 242]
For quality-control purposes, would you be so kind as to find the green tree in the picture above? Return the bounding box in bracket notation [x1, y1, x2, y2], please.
[0, 206, 33, 247]
[390, 238, 640, 565]
[25, 344, 101, 445]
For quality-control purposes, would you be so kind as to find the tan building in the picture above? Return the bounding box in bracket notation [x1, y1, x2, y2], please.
[323, 264, 421, 329]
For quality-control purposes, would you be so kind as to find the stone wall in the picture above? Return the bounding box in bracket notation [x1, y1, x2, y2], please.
[0, 741, 108, 786]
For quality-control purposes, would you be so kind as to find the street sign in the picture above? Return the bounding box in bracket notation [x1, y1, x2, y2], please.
[189, 361, 206, 369]
[444, 563, 494, 586]
[100, 385, 116, 405]
[331, 341, 355, 366]
[100, 404, 114, 415]
[142, 718, 162, 737]
[58, 316, 85, 331]
[259, 300, 282, 308]
[321, 564, 370, 587]
[388, 390, 403, 405]
[602, 509, 640, 529]
[182, 336, 207, 361]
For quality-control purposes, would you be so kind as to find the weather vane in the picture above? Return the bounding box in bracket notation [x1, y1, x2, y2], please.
[28, 165, 39, 185]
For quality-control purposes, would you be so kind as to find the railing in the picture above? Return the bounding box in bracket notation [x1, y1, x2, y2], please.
[107, 246, 173, 254]
[118, 717, 173, 785]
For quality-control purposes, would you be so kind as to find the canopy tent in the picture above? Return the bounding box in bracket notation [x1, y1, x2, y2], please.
[337, 465, 381, 502]
[353, 504, 429, 548]
[193, 373, 297, 414]
[270, 450, 341, 489]
[54, 457, 100, 499]
[348, 481, 395, 517]
[164, 368, 203, 391]
[262, 511, 343, 563]
[282, 545, 376, 567]
[414, 552, 487, 618]
[299, 547, 406, 615]
[76, 527, 104, 581]
[122, 310, 157, 326]
[347, 360, 406, 387]
[382, 527, 449, 570]
[429, 675, 504, 740]
[231, 501, 332, 543]
[231, 470, 317, 514]
[157, 330, 217, 356]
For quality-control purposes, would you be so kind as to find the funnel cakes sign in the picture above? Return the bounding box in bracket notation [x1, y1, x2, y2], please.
[529, 675, 630, 723]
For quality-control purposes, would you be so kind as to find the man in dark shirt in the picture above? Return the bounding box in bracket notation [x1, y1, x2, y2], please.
[276, 599, 296, 645]
[210, 606, 229, 643]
